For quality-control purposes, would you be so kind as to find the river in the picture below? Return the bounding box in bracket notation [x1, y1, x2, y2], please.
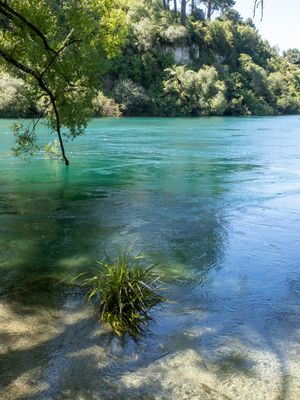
[1, 116, 300, 399]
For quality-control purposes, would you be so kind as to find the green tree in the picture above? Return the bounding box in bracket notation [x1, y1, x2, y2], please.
[0, 72, 29, 117]
[114, 79, 153, 116]
[219, 7, 243, 23]
[163, 65, 226, 115]
[201, 0, 235, 20]
[0, 0, 127, 164]
[93, 91, 122, 117]
[283, 48, 300, 65]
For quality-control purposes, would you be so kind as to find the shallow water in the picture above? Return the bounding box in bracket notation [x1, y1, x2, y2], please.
[1, 116, 300, 399]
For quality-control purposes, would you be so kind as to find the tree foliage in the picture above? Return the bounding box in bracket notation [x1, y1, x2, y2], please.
[201, 0, 236, 20]
[0, 0, 127, 164]
[1, 0, 300, 131]
[283, 48, 300, 65]
[93, 91, 122, 117]
[163, 65, 226, 115]
[0, 72, 29, 117]
[97, 1, 300, 117]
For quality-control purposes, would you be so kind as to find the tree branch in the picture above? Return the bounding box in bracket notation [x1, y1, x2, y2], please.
[0, 47, 40, 80]
[49, 93, 69, 165]
[0, 47, 69, 165]
[31, 102, 51, 133]
[41, 31, 80, 78]
[0, 1, 57, 53]
[253, 0, 264, 21]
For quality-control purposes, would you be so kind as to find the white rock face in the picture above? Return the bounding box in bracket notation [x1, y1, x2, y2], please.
[173, 46, 191, 64]
[164, 45, 200, 65]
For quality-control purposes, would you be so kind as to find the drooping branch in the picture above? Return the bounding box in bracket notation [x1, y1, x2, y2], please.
[0, 0, 73, 165]
[0, 47, 69, 165]
[0, 2, 79, 82]
[49, 92, 69, 166]
[31, 102, 51, 132]
[0, 0, 127, 165]
[253, 0, 264, 20]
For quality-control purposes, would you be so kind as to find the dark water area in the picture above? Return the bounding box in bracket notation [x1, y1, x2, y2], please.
[1, 116, 300, 399]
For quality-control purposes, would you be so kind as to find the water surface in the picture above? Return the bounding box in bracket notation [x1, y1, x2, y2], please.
[1, 117, 300, 399]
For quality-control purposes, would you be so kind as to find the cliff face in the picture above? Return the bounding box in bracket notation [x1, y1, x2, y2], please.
[163, 45, 200, 64]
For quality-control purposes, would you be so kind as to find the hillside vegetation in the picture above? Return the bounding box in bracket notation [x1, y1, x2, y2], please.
[1, 0, 300, 118]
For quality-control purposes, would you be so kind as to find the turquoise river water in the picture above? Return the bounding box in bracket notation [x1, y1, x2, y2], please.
[1, 116, 300, 399]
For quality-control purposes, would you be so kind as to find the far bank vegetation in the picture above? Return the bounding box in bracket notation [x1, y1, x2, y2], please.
[1, 0, 300, 118]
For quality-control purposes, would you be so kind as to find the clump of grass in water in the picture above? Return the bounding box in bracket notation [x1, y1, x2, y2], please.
[76, 250, 165, 338]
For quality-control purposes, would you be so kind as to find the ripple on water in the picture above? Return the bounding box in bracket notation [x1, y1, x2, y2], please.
[1, 116, 300, 399]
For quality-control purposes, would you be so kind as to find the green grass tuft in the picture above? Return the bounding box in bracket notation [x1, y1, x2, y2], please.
[76, 250, 165, 338]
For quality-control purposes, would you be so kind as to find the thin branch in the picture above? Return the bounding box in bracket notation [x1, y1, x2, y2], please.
[41, 32, 80, 78]
[0, 47, 41, 80]
[253, 0, 264, 21]
[31, 102, 51, 133]
[58, 29, 76, 53]
[0, 0, 57, 53]
[50, 94, 69, 165]
[0, 47, 69, 165]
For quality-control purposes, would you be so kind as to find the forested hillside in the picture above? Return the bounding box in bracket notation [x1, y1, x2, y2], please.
[1, 0, 300, 118]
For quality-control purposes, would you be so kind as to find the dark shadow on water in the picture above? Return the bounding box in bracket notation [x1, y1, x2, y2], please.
[209, 351, 257, 379]
[0, 291, 293, 400]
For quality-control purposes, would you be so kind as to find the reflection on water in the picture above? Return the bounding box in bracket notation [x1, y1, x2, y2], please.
[1, 117, 300, 399]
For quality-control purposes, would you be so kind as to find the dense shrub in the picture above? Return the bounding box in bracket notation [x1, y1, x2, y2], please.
[163, 65, 226, 116]
[93, 91, 122, 117]
[268, 71, 300, 114]
[133, 17, 156, 51]
[114, 79, 153, 116]
[219, 8, 243, 23]
[0, 73, 29, 117]
[283, 48, 300, 65]
[160, 25, 188, 45]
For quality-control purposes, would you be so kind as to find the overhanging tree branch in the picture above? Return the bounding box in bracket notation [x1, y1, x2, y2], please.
[0, 2, 71, 164]
[0, 0, 128, 165]
[0, 47, 69, 165]
[0, 47, 39, 79]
